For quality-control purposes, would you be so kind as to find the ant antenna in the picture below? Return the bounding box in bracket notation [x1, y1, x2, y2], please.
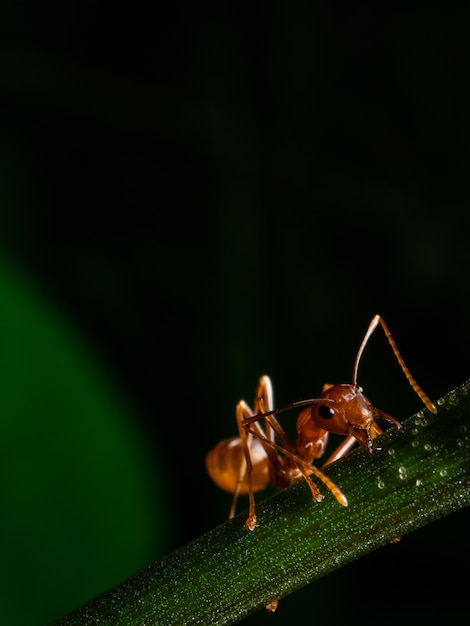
[352, 315, 380, 385]
[352, 314, 436, 414]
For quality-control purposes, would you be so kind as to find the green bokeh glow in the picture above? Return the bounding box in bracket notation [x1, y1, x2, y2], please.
[0, 258, 165, 625]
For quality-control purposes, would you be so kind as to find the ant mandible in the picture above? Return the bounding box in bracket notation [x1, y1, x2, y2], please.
[206, 314, 436, 531]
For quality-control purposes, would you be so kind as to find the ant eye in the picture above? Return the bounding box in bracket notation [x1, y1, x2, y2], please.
[317, 404, 335, 420]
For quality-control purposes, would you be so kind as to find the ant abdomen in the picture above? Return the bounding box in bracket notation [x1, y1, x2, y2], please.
[205, 437, 270, 494]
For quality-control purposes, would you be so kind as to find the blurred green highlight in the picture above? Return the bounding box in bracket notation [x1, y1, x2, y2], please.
[0, 258, 166, 625]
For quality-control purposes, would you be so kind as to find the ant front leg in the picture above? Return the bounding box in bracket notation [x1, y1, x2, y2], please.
[323, 434, 357, 465]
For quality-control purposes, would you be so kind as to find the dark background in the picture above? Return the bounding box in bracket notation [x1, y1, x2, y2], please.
[1, 3, 469, 625]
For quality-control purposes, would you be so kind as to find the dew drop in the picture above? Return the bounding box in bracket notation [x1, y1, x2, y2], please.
[424, 443, 432, 452]
[439, 469, 448, 477]
[448, 394, 458, 406]
[388, 448, 395, 456]
[377, 480, 385, 489]
[411, 440, 419, 447]
[437, 397, 446, 406]
[398, 466, 407, 480]
[415, 479, 422, 487]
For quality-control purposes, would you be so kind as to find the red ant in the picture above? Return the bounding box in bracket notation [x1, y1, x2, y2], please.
[206, 315, 436, 532]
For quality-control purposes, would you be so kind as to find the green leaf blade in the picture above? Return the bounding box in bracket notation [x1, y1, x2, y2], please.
[54, 380, 470, 626]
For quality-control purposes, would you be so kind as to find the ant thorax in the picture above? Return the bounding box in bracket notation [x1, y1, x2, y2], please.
[268, 458, 302, 489]
[295, 406, 329, 461]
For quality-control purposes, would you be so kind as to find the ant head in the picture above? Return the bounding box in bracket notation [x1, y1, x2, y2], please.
[310, 384, 397, 452]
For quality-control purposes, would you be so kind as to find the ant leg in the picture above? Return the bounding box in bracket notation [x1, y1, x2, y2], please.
[235, 400, 259, 529]
[227, 438, 247, 519]
[244, 425, 348, 507]
[254, 375, 275, 445]
[323, 434, 357, 465]
[236, 376, 276, 531]
[265, 599, 279, 613]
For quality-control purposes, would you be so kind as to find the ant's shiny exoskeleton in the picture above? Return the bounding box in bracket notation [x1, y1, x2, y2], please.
[206, 315, 436, 532]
